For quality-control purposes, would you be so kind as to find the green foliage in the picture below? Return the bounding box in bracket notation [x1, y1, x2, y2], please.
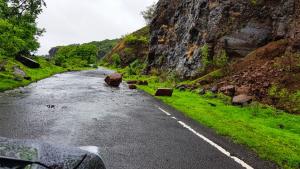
[0, 0, 45, 57]
[250, 0, 258, 5]
[269, 85, 300, 113]
[111, 53, 121, 67]
[125, 60, 146, 75]
[85, 39, 118, 58]
[123, 34, 149, 46]
[140, 2, 157, 24]
[53, 44, 98, 68]
[214, 50, 228, 67]
[200, 44, 210, 69]
[0, 56, 93, 92]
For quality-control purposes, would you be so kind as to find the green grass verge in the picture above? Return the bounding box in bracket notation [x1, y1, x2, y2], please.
[110, 69, 300, 169]
[0, 57, 93, 92]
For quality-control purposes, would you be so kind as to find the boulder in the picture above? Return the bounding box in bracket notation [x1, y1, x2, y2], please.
[15, 55, 40, 68]
[137, 80, 148, 86]
[219, 85, 235, 97]
[155, 88, 173, 97]
[223, 23, 272, 57]
[128, 84, 137, 89]
[105, 73, 122, 87]
[232, 95, 253, 105]
[13, 66, 31, 80]
[127, 80, 138, 85]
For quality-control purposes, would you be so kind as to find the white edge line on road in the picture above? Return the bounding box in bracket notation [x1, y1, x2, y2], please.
[178, 121, 254, 169]
[158, 107, 171, 116]
[157, 107, 254, 169]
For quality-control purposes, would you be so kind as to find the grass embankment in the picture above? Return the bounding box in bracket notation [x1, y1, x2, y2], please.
[0, 57, 91, 92]
[109, 66, 300, 169]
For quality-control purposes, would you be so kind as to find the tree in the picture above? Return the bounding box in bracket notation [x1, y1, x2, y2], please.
[141, 2, 157, 24]
[0, 0, 46, 57]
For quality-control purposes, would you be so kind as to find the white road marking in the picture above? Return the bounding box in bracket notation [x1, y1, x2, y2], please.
[178, 121, 254, 169]
[157, 106, 254, 169]
[158, 107, 171, 116]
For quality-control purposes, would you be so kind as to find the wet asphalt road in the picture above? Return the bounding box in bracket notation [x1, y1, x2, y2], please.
[0, 68, 274, 169]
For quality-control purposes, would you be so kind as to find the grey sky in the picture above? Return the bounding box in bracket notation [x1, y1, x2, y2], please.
[37, 0, 157, 55]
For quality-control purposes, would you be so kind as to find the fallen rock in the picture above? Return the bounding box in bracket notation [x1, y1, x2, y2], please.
[128, 84, 137, 89]
[232, 95, 253, 105]
[13, 66, 31, 80]
[155, 88, 173, 97]
[15, 55, 40, 68]
[127, 80, 138, 85]
[138, 80, 148, 86]
[219, 85, 235, 97]
[176, 84, 187, 91]
[211, 86, 218, 93]
[105, 73, 122, 87]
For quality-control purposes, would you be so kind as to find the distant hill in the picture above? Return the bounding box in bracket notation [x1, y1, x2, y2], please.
[48, 39, 119, 59]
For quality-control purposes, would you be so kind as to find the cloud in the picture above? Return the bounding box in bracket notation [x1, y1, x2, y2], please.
[37, 0, 157, 55]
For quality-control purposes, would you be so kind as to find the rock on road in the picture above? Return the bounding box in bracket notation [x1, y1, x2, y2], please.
[0, 68, 275, 169]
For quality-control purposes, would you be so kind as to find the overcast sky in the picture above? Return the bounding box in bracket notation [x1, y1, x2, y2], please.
[37, 0, 157, 55]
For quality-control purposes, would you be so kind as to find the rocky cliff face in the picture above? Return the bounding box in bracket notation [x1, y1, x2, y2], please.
[148, 0, 297, 78]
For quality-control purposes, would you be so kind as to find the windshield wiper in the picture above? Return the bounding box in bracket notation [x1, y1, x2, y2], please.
[0, 156, 51, 169]
[0, 154, 87, 169]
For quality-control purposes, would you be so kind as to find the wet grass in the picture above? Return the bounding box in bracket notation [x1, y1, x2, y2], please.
[118, 73, 300, 169]
[0, 57, 92, 92]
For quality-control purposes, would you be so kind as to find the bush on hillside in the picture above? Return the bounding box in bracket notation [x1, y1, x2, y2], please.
[123, 34, 148, 46]
[53, 44, 98, 68]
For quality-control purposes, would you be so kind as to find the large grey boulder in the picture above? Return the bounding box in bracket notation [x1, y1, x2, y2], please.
[222, 23, 272, 57]
[13, 66, 31, 80]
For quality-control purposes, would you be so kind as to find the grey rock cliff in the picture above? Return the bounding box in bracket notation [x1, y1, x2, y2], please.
[148, 0, 296, 78]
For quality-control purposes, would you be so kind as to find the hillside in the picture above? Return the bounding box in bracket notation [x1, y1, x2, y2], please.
[48, 39, 118, 68]
[103, 27, 149, 67]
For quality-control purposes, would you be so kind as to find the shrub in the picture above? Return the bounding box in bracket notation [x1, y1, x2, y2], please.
[54, 55, 66, 66]
[123, 34, 148, 46]
[214, 50, 228, 67]
[126, 60, 146, 75]
[112, 53, 121, 67]
[200, 44, 210, 69]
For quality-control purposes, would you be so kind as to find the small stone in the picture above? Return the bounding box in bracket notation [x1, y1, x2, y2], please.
[211, 86, 218, 93]
[137, 80, 148, 86]
[232, 95, 253, 106]
[128, 84, 137, 89]
[127, 80, 138, 85]
[219, 85, 235, 97]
